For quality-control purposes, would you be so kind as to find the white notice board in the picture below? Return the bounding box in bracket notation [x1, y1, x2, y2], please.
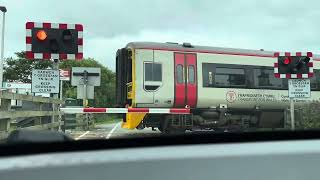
[288, 79, 311, 98]
[32, 69, 60, 93]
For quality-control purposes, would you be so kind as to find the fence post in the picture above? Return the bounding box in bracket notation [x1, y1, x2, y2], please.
[58, 103, 62, 131]
[34, 102, 43, 126]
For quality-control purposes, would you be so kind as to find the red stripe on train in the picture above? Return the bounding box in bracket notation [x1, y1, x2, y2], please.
[139, 48, 276, 58]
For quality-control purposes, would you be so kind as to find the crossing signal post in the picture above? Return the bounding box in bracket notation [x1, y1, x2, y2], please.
[25, 22, 84, 130]
[274, 52, 313, 130]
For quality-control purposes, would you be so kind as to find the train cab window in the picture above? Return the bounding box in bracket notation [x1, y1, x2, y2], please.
[188, 65, 195, 84]
[254, 68, 283, 88]
[177, 65, 184, 84]
[215, 68, 246, 87]
[144, 62, 162, 91]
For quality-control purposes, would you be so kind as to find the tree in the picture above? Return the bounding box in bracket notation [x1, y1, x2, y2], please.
[4, 52, 116, 108]
[3, 51, 52, 83]
[59, 58, 116, 107]
[295, 102, 320, 129]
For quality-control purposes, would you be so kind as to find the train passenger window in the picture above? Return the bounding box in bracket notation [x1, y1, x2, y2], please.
[202, 63, 215, 87]
[188, 65, 195, 84]
[215, 68, 246, 86]
[144, 62, 162, 91]
[254, 69, 283, 88]
[177, 65, 184, 84]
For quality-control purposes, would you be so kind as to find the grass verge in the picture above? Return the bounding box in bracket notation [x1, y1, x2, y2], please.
[93, 114, 122, 125]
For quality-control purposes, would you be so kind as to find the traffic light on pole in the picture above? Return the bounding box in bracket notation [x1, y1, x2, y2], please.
[274, 52, 313, 78]
[26, 22, 83, 60]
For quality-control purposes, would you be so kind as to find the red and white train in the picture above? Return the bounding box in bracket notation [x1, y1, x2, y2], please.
[116, 42, 320, 133]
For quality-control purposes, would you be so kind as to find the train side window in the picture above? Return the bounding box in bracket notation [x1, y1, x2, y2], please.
[176, 65, 184, 84]
[188, 65, 195, 84]
[144, 62, 162, 91]
[254, 68, 283, 88]
[202, 63, 215, 87]
[215, 67, 246, 86]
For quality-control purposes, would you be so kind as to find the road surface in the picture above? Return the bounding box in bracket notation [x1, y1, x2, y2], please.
[68, 122, 160, 140]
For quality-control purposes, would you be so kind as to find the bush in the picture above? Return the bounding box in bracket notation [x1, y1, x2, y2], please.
[296, 102, 320, 129]
[93, 114, 122, 124]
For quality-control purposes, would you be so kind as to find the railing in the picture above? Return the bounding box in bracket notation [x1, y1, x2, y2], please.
[0, 90, 64, 139]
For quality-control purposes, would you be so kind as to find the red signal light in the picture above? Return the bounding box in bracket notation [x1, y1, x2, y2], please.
[36, 30, 47, 41]
[283, 57, 291, 65]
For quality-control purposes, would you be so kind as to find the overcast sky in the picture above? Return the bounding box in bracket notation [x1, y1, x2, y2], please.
[1, 0, 319, 70]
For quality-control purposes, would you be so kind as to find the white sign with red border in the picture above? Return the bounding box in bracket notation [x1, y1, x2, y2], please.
[60, 69, 70, 81]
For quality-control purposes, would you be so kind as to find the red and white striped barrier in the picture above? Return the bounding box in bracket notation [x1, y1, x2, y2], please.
[61, 108, 191, 114]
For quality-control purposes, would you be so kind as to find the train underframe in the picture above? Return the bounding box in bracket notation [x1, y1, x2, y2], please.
[140, 107, 286, 133]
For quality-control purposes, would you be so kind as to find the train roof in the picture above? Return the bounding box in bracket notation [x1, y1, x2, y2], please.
[126, 42, 320, 60]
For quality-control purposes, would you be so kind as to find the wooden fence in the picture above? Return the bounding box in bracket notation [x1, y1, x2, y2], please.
[0, 90, 64, 139]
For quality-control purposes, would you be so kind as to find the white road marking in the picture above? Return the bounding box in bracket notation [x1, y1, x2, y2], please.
[75, 131, 90, 140]
[106, 122, 121, 139]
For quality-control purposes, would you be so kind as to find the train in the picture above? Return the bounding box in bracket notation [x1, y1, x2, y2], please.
[116, 42, 320, 133]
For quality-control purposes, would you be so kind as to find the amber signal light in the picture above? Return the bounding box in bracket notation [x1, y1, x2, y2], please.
[36, 30, 47, 41]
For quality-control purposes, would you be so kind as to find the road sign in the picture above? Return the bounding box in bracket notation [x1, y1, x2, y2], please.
[288, 79, 311, 98]
[31, 69, 59, 93]
[25, 22, 83, 60]
[71, 67, 101, 86]
[3, 82, 31, 89]
[59, 69, 70, 81]
[77, 85, 94, 99]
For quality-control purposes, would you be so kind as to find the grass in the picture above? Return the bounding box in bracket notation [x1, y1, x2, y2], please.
[93, 114, 122, 125]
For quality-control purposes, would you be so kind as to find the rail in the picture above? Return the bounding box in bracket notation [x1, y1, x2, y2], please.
[0, 90, 64, 139]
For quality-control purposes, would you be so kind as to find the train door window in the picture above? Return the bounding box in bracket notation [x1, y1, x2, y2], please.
[215, 67, 246, 87]
[188, 65, 195, 84]
[144, 62, 162, 91]
[254, 68, 283, 89]
[177, 64, 184, 84]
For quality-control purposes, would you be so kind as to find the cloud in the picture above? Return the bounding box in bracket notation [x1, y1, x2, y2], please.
[2, 0, 320, 70]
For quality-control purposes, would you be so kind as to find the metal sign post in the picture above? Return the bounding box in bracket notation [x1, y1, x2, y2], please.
[52, 60, 60, 131]
[274, 52, 313, 131]
[71, 68, 100, 130]
[288, 79, 311, 130]
[82, 70, 88, 107]
[59, 80, 63, 101]
[290, 98, 295, 130]
[25, 21, 84, 131]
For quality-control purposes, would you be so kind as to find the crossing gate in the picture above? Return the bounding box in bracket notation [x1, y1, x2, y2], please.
[61, 107, 191, 114]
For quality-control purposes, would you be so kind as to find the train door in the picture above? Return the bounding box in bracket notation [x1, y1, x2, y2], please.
[153, 50, 175, 107]
[135, 49, 155, 105]
[174, 53, 197, 108]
